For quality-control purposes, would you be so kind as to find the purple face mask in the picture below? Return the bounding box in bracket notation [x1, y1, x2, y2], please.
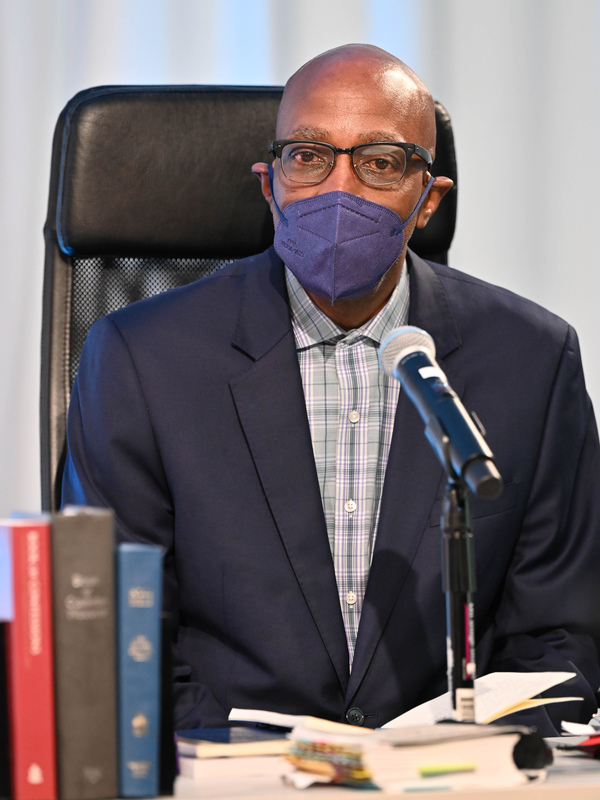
[270, 166, 434, 303]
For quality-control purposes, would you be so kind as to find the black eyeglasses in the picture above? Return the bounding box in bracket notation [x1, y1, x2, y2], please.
[269, 139, 433, 186]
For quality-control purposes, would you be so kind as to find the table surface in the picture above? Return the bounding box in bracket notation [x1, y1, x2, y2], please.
[173, 749, 600, 800]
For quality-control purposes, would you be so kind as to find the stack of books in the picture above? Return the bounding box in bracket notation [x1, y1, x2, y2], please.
[226, 674, 584, 793]
[0, 507, 174, 800]
[283, 719, 552, 791]
[220, 710, 552, 791]
[176, 726, 292, 781]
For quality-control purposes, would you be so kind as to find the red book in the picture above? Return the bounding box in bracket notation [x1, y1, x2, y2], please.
[4, 517, 57, 800]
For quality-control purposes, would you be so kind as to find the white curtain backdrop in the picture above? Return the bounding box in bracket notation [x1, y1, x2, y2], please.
[0, 0, 599, 513]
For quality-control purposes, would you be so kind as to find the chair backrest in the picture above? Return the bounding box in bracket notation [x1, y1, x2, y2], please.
[41, 85, 458, 511]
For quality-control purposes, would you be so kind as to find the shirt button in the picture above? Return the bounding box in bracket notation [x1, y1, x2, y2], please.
[345, 591, 357, 606]
[348, 410, 360, 423]
[344, 499, 357, 513]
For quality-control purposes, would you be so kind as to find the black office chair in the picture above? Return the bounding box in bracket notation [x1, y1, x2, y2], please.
[40, 85, 458, 511]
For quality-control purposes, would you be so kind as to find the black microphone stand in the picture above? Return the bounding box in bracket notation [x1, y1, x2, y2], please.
[441, 475, 476, 722]
[426, 415, 478, 723]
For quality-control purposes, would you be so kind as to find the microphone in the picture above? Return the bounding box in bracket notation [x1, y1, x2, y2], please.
[379, 326, 502, 499]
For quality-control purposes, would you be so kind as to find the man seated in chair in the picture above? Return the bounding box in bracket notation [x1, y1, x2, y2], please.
[63, 43, 600, 734]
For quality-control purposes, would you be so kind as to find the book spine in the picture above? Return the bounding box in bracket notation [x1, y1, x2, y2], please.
[158, 613, 176, 797]
[0, 526, 12, 800]
[51, 510, 118, 800]
[5, 521, 57, 800]
[0, 623, 12, 800]
[116, 544, 163, 798]
[0, 524, 13, 620]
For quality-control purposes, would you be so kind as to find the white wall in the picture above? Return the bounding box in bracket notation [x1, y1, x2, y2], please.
[0, 0, 599, 513]
[421, 0, 600, 369]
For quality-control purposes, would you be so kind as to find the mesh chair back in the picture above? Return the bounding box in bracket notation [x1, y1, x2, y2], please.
[41, 85, 457, 510]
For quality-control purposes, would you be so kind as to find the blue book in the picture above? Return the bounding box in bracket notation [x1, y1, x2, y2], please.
[0, 525, 13, 621]
[1, 527, 12, 796]
[117, 543, 163, 797]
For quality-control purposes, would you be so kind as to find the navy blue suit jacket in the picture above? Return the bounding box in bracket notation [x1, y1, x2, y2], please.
[63, 247, 600, 733]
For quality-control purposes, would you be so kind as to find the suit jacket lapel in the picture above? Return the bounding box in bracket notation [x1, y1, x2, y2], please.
[348, 252, 462, 700]
[229, 248, 350, 690]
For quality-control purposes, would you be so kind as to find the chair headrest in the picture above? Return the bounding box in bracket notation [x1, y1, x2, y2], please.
[409, 101, 457, 263]
[48, 86, 456, 263]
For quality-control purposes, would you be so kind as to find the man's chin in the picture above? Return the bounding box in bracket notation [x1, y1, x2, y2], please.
[306, 273, 392, 308]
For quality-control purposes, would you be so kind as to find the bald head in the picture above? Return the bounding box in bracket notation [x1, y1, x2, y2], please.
[277, 44, 437, 157]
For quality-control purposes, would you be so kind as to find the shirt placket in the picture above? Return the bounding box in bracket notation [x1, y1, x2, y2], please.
[334, 336, 371, 664]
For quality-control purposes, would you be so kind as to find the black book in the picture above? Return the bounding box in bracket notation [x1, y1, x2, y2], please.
[51, 508, 118, 800]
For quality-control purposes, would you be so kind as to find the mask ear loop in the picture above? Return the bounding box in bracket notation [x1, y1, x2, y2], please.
[270, 163, 434, 232]
[268, 164, 287, 223]
[392, 174, 435, 235]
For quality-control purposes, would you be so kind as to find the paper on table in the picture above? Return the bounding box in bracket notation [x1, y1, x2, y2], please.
[228, 708, 365, 734]
[561, 720, 597, 735]
[384, 671, 580, 727]
[228, 708, 301, 729]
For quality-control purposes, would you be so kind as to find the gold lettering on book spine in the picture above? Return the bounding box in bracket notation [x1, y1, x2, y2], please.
[26, 531, 42, 656]
[127, 634, 153, 662]
[26, 763, 43, 785]
[132, 713, 150, 737]
[127, 761, 151, 778]
[128, 587, 154, 607]
[64, 571, 109, 620]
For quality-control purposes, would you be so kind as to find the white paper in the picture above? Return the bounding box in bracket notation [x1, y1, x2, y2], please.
[228, 708, 364, 735]
[384, 671, 577, 727]
[228, 708, 304, 729]
[561, 720, 596, 735]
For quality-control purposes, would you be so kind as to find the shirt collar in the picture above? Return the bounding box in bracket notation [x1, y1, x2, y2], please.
[286, 263, 410, 351]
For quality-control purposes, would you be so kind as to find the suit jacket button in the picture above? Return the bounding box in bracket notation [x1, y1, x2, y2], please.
[345, 707, 365, 726]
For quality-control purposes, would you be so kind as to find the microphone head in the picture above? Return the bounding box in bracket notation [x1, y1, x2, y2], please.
[379, 326, 436, 376]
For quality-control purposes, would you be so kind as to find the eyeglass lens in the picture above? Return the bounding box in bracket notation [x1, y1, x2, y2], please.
[280, 142, 409, 186]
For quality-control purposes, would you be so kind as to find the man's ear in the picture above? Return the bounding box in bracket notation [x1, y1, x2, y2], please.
[415, 175, 454, 229]
[251, 162, 276, 216]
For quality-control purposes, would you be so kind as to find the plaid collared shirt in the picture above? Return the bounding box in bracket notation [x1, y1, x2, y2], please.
[286, 266, 410, 665]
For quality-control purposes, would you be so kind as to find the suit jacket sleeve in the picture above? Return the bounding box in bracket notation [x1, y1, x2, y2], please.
[489, 324, 600, 731]
[62, 313, 228, 728]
